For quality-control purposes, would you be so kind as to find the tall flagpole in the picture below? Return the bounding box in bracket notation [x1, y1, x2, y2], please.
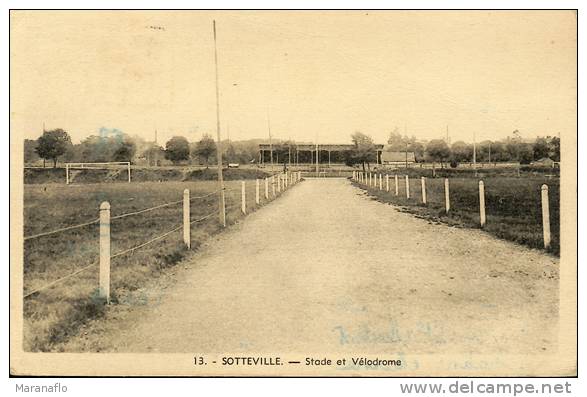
[213, 20, 226, 227]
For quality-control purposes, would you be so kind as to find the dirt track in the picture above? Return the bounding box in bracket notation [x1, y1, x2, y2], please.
[62, 178, 559, 355]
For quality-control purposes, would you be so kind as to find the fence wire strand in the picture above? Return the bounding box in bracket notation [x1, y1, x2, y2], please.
[190, 211, 217, 224]
[190, 190, 220, 201]
[23, 189, 220, 240]
[110, 225, 183, 259]
[24, 183, 290, 298]
[110, 199, 183, 221]
[24, 218, 100, 241]
[23, 261, 98, 299]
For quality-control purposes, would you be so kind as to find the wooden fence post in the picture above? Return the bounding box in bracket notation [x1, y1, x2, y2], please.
[241, 181, 246, 214]
[395, 174, 399, 195]
[379, 174, 383, 190]
[479, 180, 486, 227]
[183, 189, 190, 249]
[421, 177, 427, 204]
[405, 175, 410, 198]
[264, 178, 269, 199]
[541, 184, 551, 249]
[386, 174, 389, 192]
[255, 179, 260, 205]
[444, 178, 450, 214]
[277, 174, 281, 192]
[99, 201, 111, 303]
[66, 164, 69, 185]
[272, 176, 276, 196]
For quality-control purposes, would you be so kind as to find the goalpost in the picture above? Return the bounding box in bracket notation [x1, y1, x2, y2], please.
[65, 162, 131, 184]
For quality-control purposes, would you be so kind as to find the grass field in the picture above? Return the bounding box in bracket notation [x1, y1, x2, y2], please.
[23, 176, 292, 351]
[354, 175, 560, 256]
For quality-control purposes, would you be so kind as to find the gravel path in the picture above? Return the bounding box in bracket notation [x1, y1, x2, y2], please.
[63, 178, 559, 355]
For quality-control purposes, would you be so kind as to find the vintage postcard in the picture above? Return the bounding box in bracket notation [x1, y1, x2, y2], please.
[9, 10, 577, 377]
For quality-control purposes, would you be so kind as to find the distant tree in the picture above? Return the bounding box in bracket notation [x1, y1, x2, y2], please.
[450, 141, 472, 163]
[386, 127, 405, 151]
[112, 135, 136, 162]
[425, 139, 451, 168]
[143, 144, 165, 166]
[225, 143, 237, 163]
[489, 141, 508, 162]
[193, 134, 216, 167]
[350, 132, 376, 171]
[410, 141, 426, 162]
[477, 140, 493, 163]
[505, 130, 523, 162]
[533, 137, 550, 161]
[24, 139, 39, 164]
[549, 136, 560, 162]
[165, 136, 190, 165]
[518, 143, 534, 164]
[35, 128, 72, 168]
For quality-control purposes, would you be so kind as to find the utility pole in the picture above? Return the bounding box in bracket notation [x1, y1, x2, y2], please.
[315, 142, 319, 176]
[473, 130, 478, 177]
[267, 112, 274, 172]
[404, 123, 409, 169]
[315, 138, 319, 177]
[213, 20, 226, 227]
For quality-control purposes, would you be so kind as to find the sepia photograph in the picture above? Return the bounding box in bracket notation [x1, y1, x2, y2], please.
[9, 9, 577, 378]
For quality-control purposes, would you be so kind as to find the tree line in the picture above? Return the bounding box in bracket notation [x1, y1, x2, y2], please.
[347, 129, 560, 170]
[24, 129, 263, 167]
[24, 127, 560, 169]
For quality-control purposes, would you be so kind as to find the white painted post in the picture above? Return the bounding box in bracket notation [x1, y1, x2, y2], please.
[241, 181, 246, 214]
[277, 174, 281, 192]
[421, 177, 427, 204]
[379, 174, 383, 190]
[128, 162, 131, 183]
[264, 178, 269, 199]
[395, 174, 399, 195]
[65, 164, 69, 185]
[541, 184, 551, 249]
[99, 202, 111, 303]
[183, 189, 190, 249]
[444, 178, 450, 214]
[255, 179, 260, 205]
[405, 175, 410, 198]
[479, 180, 486, 227]
[272, 176, 276, 197]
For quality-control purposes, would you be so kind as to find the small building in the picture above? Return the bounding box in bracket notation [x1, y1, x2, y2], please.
[381, 151, 416, 165]
[531, 157, 556, 168]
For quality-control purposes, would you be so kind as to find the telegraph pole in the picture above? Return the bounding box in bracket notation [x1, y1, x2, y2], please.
[315, 141, 319, 176]
[267, 112, 274, 172]
[473, 130, 478, 177]
[213, 20, 226, 227]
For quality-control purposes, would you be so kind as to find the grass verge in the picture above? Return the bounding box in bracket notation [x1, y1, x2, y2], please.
[23, 177, 299, 351]
[352, 175, 559, 256]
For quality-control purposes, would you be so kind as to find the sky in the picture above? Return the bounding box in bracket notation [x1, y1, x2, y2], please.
[10, 11, 576, 145]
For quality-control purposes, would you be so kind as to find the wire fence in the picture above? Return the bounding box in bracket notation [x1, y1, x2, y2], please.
[23, 173, 304, 301]
[351, 171, 559, 255]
